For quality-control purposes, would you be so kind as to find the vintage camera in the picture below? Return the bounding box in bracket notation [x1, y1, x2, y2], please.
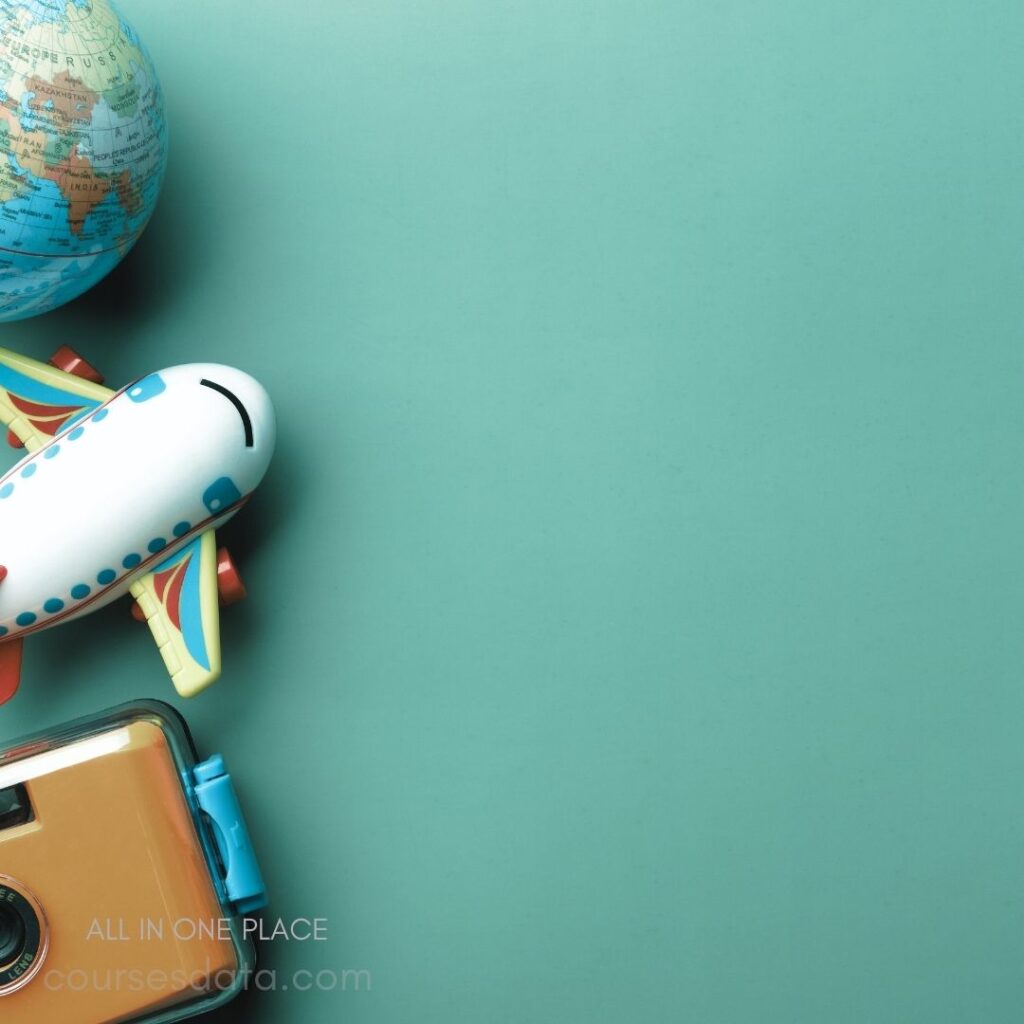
[0, 701, 266, 1023]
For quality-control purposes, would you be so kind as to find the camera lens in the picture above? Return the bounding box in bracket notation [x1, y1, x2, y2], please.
[0, 905, 25, 966]
[0, 878, 47, 996]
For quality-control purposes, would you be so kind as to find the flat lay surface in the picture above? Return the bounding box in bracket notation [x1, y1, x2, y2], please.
[1, 1, 1022, 1021]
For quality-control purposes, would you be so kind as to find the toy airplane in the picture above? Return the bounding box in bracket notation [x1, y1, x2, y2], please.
[0, 346, 275, 704]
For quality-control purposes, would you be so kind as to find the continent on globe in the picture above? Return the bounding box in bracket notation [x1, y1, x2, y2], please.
[0, 0, 168, 321]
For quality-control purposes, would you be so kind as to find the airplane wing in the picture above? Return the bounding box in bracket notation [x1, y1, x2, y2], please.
[0, 347, 114, 452]
[130, 531, 223, 698]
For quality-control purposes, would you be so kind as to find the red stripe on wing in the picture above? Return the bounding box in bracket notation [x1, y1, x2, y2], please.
[8, 394, 89, 437]
[151, 556, 190, 632]
[8, 394, 82, 418]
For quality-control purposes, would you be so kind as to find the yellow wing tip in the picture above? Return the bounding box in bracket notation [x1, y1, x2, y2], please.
[173, 665, 222, 699]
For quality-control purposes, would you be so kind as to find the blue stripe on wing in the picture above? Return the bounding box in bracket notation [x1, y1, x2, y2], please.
[0, 362, 102, 411]
[179, 540, 210, 671]
[153, 538, 211, 671]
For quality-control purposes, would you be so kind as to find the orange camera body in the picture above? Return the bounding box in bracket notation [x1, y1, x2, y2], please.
[0, 701, 265, 1023]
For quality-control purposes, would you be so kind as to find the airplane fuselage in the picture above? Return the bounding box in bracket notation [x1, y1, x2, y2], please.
[0, 363, 275, 641]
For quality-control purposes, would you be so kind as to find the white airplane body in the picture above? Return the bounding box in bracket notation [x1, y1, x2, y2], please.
[0, 349, 275, 703]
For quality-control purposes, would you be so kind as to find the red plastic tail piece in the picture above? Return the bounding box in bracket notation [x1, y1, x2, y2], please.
[0, 638, 24, 705]
[49, 345, 104, 385]
[6, 429, 23, 450]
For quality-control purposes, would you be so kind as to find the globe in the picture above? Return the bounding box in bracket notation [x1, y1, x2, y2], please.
[0, 0, 167, 321]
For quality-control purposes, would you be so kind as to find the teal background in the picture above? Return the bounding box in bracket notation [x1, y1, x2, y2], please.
[1, 1, 1022, 1020]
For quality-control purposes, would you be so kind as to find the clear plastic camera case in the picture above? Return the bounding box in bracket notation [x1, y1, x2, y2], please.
[0, 699, 267, 1023]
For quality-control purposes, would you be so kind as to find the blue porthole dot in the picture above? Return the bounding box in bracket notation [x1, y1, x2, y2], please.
[16, 612, 36, 627]
[122, 553, 141, 570]
[0, 483, 12, 499]
[71, 584, 90, 600]
[44, 598, 64, 614]
[0, 626, 7, 637]
[127, 375, 166, 403]
[148, 537, 167, 553]
[44, 445, 60, 459]
[97, 569, 116, 585]
[92, 408, 108, 422]
[173, 521, 191, 537]
[20, 463, 35, 478]
[68, 426, 85, 441]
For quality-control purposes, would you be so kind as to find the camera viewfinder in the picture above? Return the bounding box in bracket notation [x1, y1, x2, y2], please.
[0, 784, 32, 830]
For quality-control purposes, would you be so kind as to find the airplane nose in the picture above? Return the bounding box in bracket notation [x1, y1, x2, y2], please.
[195, 366, 276, 459]
[233, 372, 275, 455]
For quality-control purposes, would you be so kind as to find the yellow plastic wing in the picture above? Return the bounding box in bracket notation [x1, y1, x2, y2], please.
[0, 347, 113, 452]
[130, 530, 223, 698]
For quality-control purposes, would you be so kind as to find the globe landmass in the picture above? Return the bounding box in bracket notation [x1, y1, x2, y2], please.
[0, 0, 167, 321]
